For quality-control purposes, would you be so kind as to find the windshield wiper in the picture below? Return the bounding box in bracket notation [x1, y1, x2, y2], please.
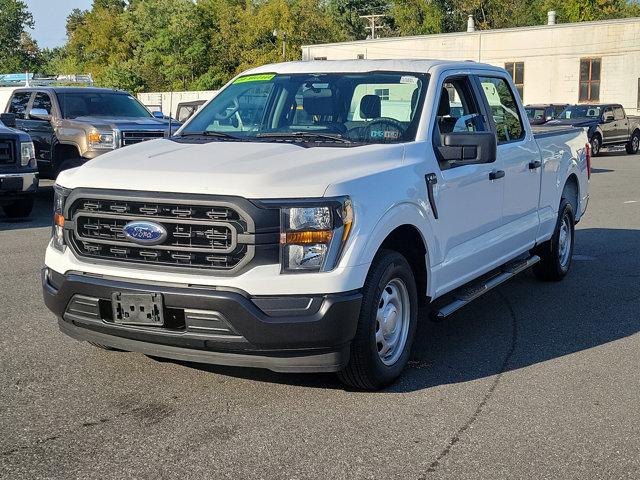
[178, 131, 241, 140]
[256, 131, 352, 144]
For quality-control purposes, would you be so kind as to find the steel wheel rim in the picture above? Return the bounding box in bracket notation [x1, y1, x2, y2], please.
[633, 136, 639, 152]
[558, 215, 572, 268]
[375, 278, 411, 366]
[592, 137, 599, 154]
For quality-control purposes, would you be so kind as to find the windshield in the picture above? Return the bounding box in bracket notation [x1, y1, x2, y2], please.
[180, 72, 429, 145]
[557, 105, 601, 120]
[57, 92, 152, 119]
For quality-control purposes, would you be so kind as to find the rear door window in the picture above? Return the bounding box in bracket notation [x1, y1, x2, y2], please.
[613, 106, 625, 120]
[8, 92, 32, 118]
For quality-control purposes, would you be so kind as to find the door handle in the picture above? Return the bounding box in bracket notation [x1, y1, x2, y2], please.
[489, 170, 505, 180]
[425, 173, 439, 220]
[529, 160, 542, 170]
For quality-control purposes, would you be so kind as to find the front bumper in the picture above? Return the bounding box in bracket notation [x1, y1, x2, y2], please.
[42, 269, 362, 373]
[0, 171, 38, 200]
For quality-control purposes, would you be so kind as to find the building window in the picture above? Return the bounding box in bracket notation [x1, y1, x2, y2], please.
[579, 58, 601, 102]
[374, 88, 390, 101]
[504, 62, 524, 100]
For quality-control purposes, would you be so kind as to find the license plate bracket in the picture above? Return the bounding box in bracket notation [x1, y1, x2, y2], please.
[112, 292, 164, 326]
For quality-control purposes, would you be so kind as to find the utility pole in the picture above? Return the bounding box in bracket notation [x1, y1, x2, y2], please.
[359, 14, 386, 39]
[273, 30, 287, 61]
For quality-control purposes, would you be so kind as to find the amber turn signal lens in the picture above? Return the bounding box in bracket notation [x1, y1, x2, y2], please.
[87, 132, 102, 143]
[282, 230, 333, 245]
[54, 212, 64, 227]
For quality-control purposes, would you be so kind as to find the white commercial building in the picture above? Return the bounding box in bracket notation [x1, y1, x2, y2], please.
[302, 15, 640, 114]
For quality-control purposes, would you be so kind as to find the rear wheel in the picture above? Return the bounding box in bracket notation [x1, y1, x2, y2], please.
[338, 250, 417, 390]
[2, 197, 34, 218]
[590, 134, 601, 157]
[533, 198, 575, 281]
[626, 131, 640, 155]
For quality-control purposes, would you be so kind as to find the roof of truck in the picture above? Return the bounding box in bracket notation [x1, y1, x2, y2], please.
[11, 87, 129, 95]
[242, 59, 503, 76]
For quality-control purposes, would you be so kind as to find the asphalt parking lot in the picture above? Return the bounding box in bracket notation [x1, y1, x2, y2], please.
[1, 152, 639, 480]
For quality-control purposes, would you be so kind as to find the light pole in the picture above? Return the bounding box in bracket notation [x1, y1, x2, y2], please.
[273, 29, 287, 61]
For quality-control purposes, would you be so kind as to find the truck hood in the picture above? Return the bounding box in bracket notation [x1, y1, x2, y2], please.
[57, 138, 404, 198]
[68, 116, 174, 130]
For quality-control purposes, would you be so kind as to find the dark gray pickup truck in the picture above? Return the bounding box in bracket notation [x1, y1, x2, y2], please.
[5, 87, 176, 179]
[0, 113, 38, 218]
[548, 104, 640, 156]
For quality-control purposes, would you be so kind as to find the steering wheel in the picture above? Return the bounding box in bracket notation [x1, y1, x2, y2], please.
[362, 117, 406, 143]
[213, 98, 239, 121]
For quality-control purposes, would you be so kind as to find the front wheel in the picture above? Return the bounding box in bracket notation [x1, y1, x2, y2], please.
[626, 132, 640, 155]
[533, 198, 575, 281]
[338, 250, 418, 390]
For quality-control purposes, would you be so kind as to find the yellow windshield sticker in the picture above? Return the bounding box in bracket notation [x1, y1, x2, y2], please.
[233, 74, 276, 84]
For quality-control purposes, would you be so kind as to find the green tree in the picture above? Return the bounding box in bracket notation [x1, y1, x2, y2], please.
[390, 0, 445, 35]
[0, 0, 40, 72]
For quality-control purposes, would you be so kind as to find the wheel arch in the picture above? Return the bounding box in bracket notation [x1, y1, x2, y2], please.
[358, 203, 437, 302]
[563, 173, 580, 218]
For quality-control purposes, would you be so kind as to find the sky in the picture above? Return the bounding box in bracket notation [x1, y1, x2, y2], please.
[25, 0, 93, 49]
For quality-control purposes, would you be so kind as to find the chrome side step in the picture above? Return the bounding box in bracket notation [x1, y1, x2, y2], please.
[430, 255, 540, 321]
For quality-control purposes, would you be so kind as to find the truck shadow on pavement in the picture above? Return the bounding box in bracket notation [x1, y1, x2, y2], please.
[0, 182, 54, 230]
[157, 227, 640, 393]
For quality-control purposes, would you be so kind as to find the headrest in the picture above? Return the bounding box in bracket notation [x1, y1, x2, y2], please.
[303, 89, 335, 116]
[438, 88, 450, 117]
[360, 94, 381, 119]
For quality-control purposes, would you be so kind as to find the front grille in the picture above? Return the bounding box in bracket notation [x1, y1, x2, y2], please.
[121, 130, 165, 146]
[0, 139, 15, 166]
[68, 195, 252, 272]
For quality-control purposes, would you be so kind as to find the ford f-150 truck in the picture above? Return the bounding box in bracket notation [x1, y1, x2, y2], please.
[0, 113, 38, 218]
[549, 103, 640, 156]
[5, 87, 176, 179]
[42, 60, 590, 390]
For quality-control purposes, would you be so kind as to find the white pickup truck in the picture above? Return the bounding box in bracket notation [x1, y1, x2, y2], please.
[43, 60, 590, 390]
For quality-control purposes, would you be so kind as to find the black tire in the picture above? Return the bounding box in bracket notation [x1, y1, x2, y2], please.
[590, 134, 601, 157]
[338, 250, 418, 390]
[2, 197, 34, 218]
[88, 341, 123, 351]
[626, 131, 640, 155]
[532, 198, 575, 282]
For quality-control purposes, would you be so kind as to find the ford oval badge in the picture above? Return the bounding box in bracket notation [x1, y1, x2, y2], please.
[123, 221, 167, 246]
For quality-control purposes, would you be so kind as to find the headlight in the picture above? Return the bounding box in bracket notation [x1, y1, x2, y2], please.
[20, 141, 35, 167]
[52, 185, 71, 251]
[280, 198, 353, 273]
[87, 130, 115, 149]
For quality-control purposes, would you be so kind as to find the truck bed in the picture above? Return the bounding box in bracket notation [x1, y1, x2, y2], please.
[532, 124, 582, 139]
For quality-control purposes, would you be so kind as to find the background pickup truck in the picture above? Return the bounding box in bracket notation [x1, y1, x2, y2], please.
[548, 103, 640, 156]
[43, 60, 590, 390]
[0, 113, 38, 218]
[5, 87, 177, 179]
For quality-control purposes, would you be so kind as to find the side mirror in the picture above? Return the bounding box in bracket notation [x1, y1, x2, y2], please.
[152, 111, 164, 119]
[29, 108, 51, 121]
[603, 113, 614, 123]
[437, 132, 497, 166]
[0, 113, 16, 128]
